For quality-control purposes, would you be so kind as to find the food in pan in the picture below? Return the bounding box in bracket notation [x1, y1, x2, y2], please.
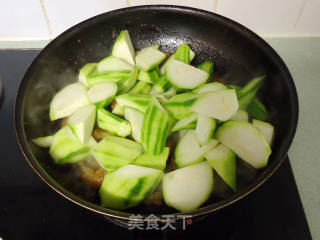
[33, 30, 274, 213]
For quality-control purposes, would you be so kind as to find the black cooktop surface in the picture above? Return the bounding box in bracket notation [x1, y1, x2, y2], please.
[0, 50, 312, 240]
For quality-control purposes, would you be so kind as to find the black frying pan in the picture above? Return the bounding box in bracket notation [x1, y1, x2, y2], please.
[14, 5, 298, 223]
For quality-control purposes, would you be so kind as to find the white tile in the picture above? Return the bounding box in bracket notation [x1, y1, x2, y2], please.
[0, 0, 50, 40]
[216, 0, 304, 36]
[43, 0, 128, 37]
[129, 0, 215, 12]
[296, 0, 320, 35]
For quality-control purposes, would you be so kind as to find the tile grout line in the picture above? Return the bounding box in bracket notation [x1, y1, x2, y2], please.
[213, 0, 218, 12]
[294, 0, 307, 30]
[39, 0, 53, 39]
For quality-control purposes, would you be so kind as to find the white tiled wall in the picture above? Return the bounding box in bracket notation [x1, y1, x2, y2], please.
[215, 0, 304, 36]
[295, 0, 320, 35]
[0, 0, 50, 40]
[0, 0, 319, 41]
[43, 0, 127, 37]
[129, 0, 215, 12]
